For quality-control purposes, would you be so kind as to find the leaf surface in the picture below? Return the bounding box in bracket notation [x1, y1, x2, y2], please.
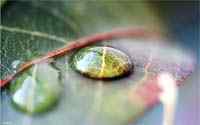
[0, 1, 194, 125]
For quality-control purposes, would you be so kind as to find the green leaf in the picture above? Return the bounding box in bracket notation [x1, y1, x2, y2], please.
[10, 63, 62, 114]
[0, 1, 161, 79]
[1, 1, 79, 78]
[1, 1, 194, 125]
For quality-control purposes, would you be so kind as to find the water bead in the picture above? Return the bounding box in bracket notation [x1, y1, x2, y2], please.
[71, 46, 133, 79]
[10, 63, 62, 114]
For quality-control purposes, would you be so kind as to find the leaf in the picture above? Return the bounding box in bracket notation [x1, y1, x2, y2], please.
[1, 1, 79, 79]
[10, 63, 62, 114]
[0, 1, 162, 79]
[0, 1, 194, 125]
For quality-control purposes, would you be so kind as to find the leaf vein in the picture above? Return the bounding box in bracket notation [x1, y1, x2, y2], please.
[0, 25, 67, 43]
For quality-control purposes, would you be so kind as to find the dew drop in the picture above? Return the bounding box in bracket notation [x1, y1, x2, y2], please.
[10, 63, 62, 114]
[71, 46, 133, 79]
[11, 60, 22, 73]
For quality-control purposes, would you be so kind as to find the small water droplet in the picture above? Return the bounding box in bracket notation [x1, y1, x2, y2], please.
[11, 60, 22, 69]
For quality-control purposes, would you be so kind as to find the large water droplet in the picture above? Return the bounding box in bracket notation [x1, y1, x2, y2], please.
[71, 46, 133, 79]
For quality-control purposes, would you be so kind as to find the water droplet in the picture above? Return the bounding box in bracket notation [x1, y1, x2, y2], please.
[71, 46, 133, 79]
[10, 63, 62, 114]
[12, 60, 22, 69]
